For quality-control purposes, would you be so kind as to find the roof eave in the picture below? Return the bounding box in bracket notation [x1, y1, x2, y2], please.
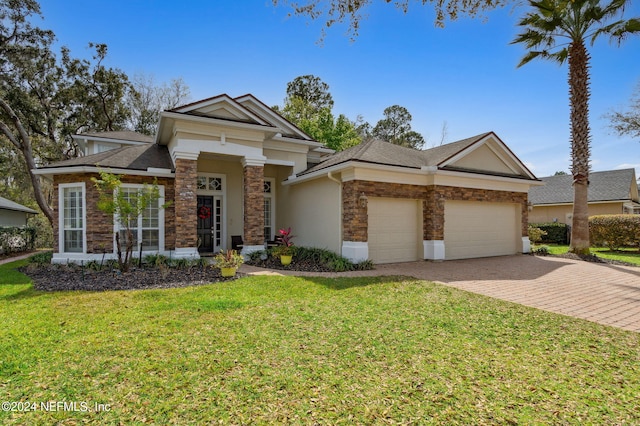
[32, 166, 175, 179]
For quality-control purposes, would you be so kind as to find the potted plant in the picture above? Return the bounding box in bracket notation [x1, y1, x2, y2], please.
[213, 249, 244, 277]
[274, 227, 295, 266]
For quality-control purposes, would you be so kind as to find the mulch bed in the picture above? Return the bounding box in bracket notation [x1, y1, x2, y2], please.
[19, 264, 242, 292]
[245, 256, 338, 273]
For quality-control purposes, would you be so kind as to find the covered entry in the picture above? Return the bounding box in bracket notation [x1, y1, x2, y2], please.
[444, 200, 519, 260]
[368, 197, 422, 264]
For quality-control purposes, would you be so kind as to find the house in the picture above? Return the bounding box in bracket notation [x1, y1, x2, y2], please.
[0, 196, 38, 227]
[33, 93, 540, 264]
[529, 169, 640, 225]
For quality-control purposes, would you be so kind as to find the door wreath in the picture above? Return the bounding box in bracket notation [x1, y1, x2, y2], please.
[198, 205, 211, 220]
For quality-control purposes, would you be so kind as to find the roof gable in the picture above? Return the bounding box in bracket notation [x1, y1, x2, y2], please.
[437, 132, 535, 178]
[234, 94, 311, 140]
[529, 169, 639, 205]
[170, 94, 269, 126]
[300, 131, 536, 180]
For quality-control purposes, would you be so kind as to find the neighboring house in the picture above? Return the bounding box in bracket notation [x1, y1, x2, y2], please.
[0, 196, 38, 227]
[529, 169, 640, 225]
[34, 93, 540, 264]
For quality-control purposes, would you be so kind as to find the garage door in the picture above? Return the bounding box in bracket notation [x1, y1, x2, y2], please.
[444, 201, 519, 260]
[368, 197, 421, 264]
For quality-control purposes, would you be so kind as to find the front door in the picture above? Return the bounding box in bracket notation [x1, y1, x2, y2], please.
[197, 196, 214, 253]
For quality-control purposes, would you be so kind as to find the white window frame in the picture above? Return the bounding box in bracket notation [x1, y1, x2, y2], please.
[58, 182, 86, 254]
[264, 177, 275, 241]
[112, 184, 165, 254]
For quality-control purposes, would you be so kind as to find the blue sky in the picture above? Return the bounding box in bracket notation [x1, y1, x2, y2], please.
[38, 0, 640, 177]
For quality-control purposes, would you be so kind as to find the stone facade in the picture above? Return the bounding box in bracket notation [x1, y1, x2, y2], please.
[342, 180, 528, 242]
[53, 173, 175, 253]
[243, 165, 264, 246]
[174, 158, 198, 249]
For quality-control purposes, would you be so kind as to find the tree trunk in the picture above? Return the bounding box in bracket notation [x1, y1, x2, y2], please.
[568, 40, 591, 255]
[0, 98, 54, 226]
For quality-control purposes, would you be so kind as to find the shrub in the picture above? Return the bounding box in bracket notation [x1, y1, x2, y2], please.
[143, 253, 170, 267]
[534, 245, 550, 255]
[85, 260, 102, 271]
[170, 258, 191, 269]
[528, 226, 547, 245]
[529, 222, 568, 244]
[589, 215, 640, 251]
[0, 226, 36, 254]
[29, 250, 53, 265]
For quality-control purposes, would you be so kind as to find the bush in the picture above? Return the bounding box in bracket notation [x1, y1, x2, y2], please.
[248, 246, 375, 272]
[589, 215, 640, 251]
[0, 226, 36, 255]
[534, 245, 550, 255]
[29, 250, 53, 265]
[528, 226, 547, 245]
[529, 222, 568, 244]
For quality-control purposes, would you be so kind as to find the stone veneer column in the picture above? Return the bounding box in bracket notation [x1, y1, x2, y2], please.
[242, 158, 265, 256]
[341, 180, 369, 262]
[174, 156, 199, 258]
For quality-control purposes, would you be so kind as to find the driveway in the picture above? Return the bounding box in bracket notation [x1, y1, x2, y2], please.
[242, 255, 640, 333]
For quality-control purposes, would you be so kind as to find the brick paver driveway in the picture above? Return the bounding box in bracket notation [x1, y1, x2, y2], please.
[243, 255, 640, 332]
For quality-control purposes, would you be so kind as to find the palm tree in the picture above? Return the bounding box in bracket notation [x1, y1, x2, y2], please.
[512, 0, 640, 255]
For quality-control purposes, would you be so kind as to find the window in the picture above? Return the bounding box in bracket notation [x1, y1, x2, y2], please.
[94, 142, 118, 154]
[197, 176, 223, 191]
[59, 183, 85, 253]
[115, 185, 164, 252]
[264, 178, 275, 241]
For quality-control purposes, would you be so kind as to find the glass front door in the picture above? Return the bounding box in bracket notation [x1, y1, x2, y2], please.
[197, 195, 223, 253]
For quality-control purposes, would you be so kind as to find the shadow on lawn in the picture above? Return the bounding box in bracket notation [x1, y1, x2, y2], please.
[304, 275, 410, 290]
[0, 286, 47, 302]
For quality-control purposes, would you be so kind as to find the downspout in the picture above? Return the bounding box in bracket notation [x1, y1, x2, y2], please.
[327, 171, 343, 253]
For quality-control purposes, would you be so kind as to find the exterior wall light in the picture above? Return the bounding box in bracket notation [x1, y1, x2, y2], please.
[359, 192, 368, 208]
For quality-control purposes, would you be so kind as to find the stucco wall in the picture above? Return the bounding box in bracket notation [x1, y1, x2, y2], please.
[0, 210, 29, 227]
[281, 177, 341, 253]
[530, 202, 624, 224]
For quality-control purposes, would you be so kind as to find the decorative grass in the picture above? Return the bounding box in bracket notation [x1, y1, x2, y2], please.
[0, 259, 639, 424]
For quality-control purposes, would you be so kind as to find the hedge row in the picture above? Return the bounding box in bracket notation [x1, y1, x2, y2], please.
[529, 222, 569, 244]
[589, 215, 640, 250]
[0, 226, 36, 255]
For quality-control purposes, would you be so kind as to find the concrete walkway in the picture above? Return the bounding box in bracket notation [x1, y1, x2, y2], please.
[242, 255, 640, 333]
[0, 251, 37, 265]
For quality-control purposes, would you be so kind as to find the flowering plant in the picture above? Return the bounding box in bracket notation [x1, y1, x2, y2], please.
[273, 227, 295, 256]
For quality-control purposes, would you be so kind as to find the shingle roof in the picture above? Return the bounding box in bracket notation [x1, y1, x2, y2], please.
[79, 131, 154, 144]
[0, 196, 38, 214]
[299, 132, 492, 175]
[529, 169, 637, 205]
[42, 143, 174, 172]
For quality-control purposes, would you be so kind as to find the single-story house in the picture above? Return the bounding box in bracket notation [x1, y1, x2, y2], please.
[34, 93, 540, 264]
[529, 169, 640, 225]
[0, 196, 38, 227]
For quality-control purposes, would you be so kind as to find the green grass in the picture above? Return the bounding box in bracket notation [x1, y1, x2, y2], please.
[540, 244, 640, 265]
[1, 259, 639, 424]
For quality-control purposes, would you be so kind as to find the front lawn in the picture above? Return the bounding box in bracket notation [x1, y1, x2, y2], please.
[1, 259, 639, 424]
[540, 244, 640, 265]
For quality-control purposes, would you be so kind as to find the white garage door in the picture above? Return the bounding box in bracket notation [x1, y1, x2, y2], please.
[444, 201, 519, 260]
[368, 198, 421, 264]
